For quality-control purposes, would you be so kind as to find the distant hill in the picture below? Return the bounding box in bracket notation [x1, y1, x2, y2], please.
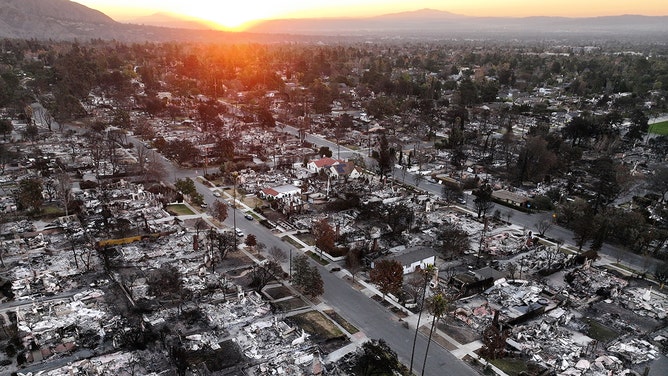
[128, 13, 214, 30]
[246, 10, 668, 39]
[373, 8, 464, 20]
[0, 0, 115, 39]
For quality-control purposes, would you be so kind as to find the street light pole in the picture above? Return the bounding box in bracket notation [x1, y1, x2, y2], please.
[232, 171, 238, 251]
[289, 248, 292, 280]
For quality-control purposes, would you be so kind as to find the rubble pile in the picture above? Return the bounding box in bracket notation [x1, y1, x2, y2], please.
[518, 245, 569, 272]
[14, 289, 115, 364]
[607, 338, 659, 364]
[565, 267, 628, 302]
[484, 281, 554, 319]
[485, 230, 529, 256]
[618, 287, 667, 319]
[510, 319, 642, 376]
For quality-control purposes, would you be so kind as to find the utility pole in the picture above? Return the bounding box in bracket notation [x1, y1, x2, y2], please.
[477, 216, 488, 267]
[232, 171, 238, 251]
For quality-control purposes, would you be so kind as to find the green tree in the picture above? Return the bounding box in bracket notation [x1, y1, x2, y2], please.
[473, 183, 494, 218]
[17, 178, 43, 213]
[647, 165, 668, 202]
[292, 254, 309, 287]
[23, 124, 39, 142]
[304, 266, 324, 298]
[374, 133, 395, 178]
[369, 259, 403, 299]
[318, 146, 333, 158]
[437, 223, 470, 260]
[174, 178, 197, 196]
[350, 339, 410, 376]
[654, 262, 668, 289]
[0, 118, 13, 140]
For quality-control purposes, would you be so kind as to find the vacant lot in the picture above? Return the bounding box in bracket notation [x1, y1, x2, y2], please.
[166, 204, 194, 216]
[289, 311, 344, 342]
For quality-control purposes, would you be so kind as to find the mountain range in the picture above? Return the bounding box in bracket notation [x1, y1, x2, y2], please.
[0, 0, 667, 42]
[127, 13, 214, 31]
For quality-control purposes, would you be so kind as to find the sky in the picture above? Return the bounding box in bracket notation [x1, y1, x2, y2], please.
[72, 0, 668, 30]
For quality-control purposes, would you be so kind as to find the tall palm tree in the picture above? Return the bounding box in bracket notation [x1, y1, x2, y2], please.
[421, 293, 449, 376]
[409, 264, 435, 374]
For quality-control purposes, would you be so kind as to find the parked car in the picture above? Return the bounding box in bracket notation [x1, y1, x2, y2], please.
[244, 214, 254, 220]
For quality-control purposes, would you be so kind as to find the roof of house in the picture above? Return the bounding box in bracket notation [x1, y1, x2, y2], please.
[261, 188, 279, 197]
[311, 157, 342, 168]
[331, 161, 357, 175]
[492, 189, 529, 204]
[381, 246, 438, 266]
[262, 184, 301, 197]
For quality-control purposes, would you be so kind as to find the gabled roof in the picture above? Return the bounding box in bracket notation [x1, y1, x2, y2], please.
[312, 157, 341, 168]
[261, 184, 301, 197]
[331, 161, 358, 176]
[261, 188, 279, 197]
[381, 246, 438, 266]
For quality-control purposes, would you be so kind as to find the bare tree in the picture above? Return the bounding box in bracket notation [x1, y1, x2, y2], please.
[535, 218, 553, 237]
[250, 261, 281, 292]
[144, 151, 167, 183]
[55, 173, 72, 216]
[268, 246, 287, 263]
[505, 262, 517, 279]
[345, 248, 363, 282]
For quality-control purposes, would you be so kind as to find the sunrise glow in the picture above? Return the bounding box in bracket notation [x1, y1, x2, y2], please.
[72, 0, 668, 31]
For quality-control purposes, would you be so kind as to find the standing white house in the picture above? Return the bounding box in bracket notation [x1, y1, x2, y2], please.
[373, 246, 438, 275]
[307, 157, 343, 174]
[260, 184, 302, 200]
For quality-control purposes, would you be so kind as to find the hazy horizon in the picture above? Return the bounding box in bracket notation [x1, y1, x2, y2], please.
[72, 0, 668, 31]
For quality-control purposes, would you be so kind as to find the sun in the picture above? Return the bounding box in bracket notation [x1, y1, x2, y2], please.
[183, 3, 277, 30]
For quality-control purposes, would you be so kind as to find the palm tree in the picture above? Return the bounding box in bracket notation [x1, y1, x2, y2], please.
[421, 293, 449, 376]
[409, 264, 435, 374]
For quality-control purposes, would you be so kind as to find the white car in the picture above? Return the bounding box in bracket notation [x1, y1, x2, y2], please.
[235, 228, 244, 237]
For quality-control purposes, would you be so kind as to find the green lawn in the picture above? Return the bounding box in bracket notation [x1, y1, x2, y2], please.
[281, 235, 304, 249]
[649, 120, 668, 135]
[305, 250, 330, 265]
[489, 358, 528, 376]
[166, 204, 195, 216]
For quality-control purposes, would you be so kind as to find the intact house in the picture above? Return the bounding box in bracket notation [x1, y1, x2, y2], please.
[260, 184, 302, 200]
[492, 189, 530, 208]
[373, 246, 438, 275]
[260, 184, 305, 216]
[326, 161, 363, 181]
[307, 157, 343, 174]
